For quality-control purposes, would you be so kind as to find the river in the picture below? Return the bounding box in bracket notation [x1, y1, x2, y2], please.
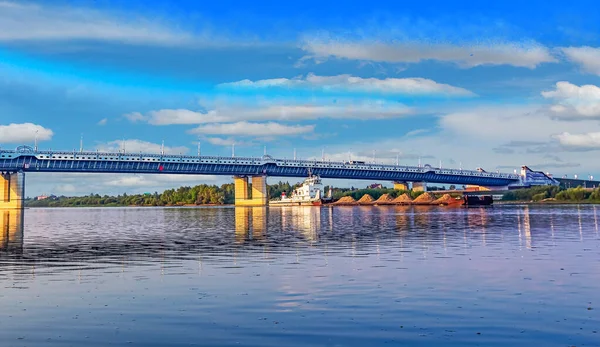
[0, 205, 598, 346]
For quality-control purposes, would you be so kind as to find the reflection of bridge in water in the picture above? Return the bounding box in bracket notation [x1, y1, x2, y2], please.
[0, 209, 23, 253]
[234, 206, 325, 243]
[1, 206, 599, 263]
[235, 207, 268, 242]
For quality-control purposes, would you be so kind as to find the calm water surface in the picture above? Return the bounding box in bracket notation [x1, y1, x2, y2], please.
[1, 205, 599, 346]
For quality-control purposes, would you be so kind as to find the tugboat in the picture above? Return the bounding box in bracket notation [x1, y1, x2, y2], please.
[269, 175, 333, 206]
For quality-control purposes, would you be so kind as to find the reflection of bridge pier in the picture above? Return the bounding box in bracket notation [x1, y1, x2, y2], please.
[234, 207, 268, 242]
[465, 208, 489, 245]
[1, 209, 24, 252]
[594, 206, 599, 234]
[524, 206, 531, 248]
[517, 206, 532, 249]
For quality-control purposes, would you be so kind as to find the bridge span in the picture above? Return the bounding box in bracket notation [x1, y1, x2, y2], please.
[1, 146, 561, 208]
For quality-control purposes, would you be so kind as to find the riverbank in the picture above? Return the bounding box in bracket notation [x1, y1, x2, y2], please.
[24, 203, 232, 208]
[25, 185, 600, 208]
[496, 200, 600, 205]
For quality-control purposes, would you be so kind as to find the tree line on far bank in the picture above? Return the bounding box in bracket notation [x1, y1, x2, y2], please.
[27, 184, 235, 207]
[26, 181, 600, 208]
[501, 185, 600, 202]
[27, 180, 428, 208]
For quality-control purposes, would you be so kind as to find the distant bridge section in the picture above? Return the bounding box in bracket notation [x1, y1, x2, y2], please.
[557, 178, 600, 189]
[0, 146, 563, 208]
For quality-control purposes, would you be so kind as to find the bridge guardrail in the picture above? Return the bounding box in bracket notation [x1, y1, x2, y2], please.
[0, 148, 523, 181]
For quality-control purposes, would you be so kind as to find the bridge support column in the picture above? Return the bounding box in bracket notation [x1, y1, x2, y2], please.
[250, 176, 267, 206]
[0, 172, 25, 210]
[234, 176, 249, 204]
[412, 182, 427, 192]
[393, 181, 409, 191]
[234, 175, 268, 206]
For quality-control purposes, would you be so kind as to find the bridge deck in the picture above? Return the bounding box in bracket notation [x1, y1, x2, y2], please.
[1, 148, 524, 187]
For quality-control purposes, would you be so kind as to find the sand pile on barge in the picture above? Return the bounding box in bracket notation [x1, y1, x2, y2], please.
[392, 193, 413, 205]
[432, 194, 458, 205]
[412, 192, 435, 205]
[334, 196, 357, 205]
[357, 194, 375, 205]
[374, 194, 394, 205]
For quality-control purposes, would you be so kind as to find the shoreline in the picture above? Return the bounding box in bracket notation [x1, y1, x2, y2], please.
[25, 203, 233, 208]
[496, 200, 600, 205]
[24, 201, 600, 209]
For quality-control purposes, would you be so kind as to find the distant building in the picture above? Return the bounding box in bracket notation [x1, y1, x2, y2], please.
[368, 184, 384, 189]
[36, 195, 49, 200]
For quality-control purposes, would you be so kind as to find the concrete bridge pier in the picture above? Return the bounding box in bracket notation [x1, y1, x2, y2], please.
[393, 181, 409, 191]
[412, 182, 427, 192]
[394, 181, 428, 192]
[234, 175, 268, 206]
[0, 172, 25, 210]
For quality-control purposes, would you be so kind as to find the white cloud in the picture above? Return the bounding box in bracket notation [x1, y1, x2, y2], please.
[301, 39, 557, 68]
[404, 129, 430, 137]
[560, 46, 600, 76]
[135, 100, 413, 125]
[123, 112, 147, 123]
[289, 102, 600, 177]
[146, 109, 220, 125]
[189, 122, 314, 137]
[219, 73, 475, 97]
[553, 132, 600, 149]
[438, 104, 600, 142]
[95, 139, 188, 155]
[97, 118, 108, 126]
[54, 184, 77, 194]
[541, 81, 600, 119]
[439, 105, 541, 140]
[0, 1, 193, 45]
[203, 137, 239, 146]
[0, 123, 53, 144]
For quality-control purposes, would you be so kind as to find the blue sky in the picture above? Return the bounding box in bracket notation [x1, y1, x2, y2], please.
[2, 0, 600, 195]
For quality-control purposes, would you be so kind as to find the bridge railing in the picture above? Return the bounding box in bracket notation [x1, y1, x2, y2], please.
[0, 149, 263, 161]
[272, 158, 521, 179]
[0, 148, 522, 180]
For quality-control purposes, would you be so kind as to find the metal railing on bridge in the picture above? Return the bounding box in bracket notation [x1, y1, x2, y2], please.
[0, 146, 534, 187]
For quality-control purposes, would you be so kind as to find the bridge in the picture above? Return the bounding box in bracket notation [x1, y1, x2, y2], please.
[0, 145, 570, 208]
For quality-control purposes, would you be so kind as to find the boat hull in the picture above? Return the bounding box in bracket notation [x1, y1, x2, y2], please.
[463, 195, 493, 206]
[269, 200, 324, 206]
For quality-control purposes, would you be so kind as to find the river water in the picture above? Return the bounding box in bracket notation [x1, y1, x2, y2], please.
[0, 205, 598, 346]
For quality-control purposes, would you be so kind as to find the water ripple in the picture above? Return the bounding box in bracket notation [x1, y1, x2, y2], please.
[0, 205, 598, 346]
